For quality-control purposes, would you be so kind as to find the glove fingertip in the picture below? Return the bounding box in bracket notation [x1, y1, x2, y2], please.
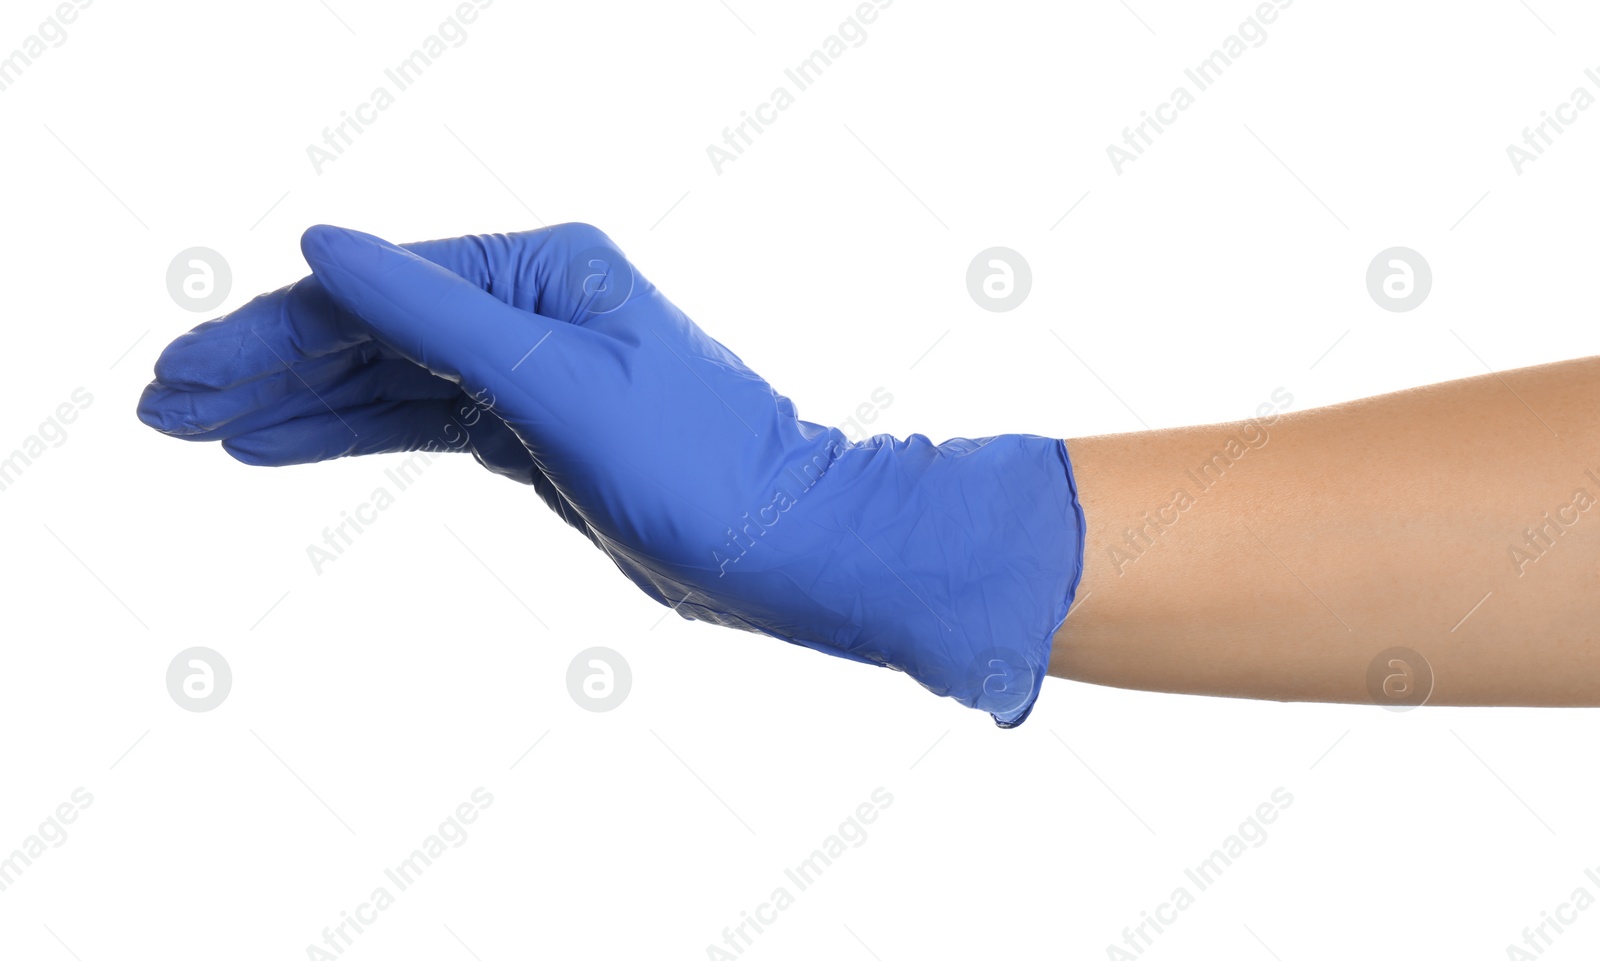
[300, 223, 358, 264]
[220, 435, 276, 467]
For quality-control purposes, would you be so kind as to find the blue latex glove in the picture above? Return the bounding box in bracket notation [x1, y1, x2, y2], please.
[139, 224, 1086, 725]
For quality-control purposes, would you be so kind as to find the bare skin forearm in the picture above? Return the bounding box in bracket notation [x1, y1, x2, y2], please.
[1050, 355, 1600, 706]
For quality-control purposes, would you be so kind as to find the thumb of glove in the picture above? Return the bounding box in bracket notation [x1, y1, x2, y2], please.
[299, 224, 572, 418]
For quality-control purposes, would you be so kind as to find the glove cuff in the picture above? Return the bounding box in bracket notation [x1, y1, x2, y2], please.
[985, 437, 1087, 727]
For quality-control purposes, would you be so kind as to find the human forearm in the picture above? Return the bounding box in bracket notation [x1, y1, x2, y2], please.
[1050, 356, 1600, 706]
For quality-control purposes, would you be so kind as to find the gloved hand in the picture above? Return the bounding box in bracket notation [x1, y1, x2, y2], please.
[139, 224, 1086, 725]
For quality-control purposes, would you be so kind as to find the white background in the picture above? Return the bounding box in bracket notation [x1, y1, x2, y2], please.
[3, 0, 1599, 958]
